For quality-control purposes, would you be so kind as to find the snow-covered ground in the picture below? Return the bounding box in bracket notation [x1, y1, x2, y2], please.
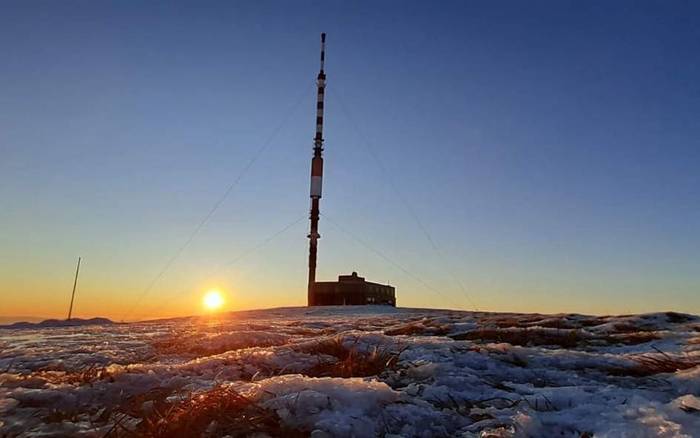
[1, 306, 699, 437]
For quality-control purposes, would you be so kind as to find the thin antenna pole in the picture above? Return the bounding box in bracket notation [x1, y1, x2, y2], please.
[67, 257, 81, 320]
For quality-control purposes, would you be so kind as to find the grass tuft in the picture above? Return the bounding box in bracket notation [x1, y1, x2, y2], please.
[16, 364, 113, 387]
[450, 328, 582, 349]
[608, 352, 700, 377]
[297, 336, 405, 378]
[105, 385, 305, 438]
[384, 320, 451, 337]
[450, 327, 660, 349]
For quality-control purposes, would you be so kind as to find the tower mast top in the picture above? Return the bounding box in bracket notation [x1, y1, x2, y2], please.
[308, 33, 327, 306]
[319, 33, 326, 74]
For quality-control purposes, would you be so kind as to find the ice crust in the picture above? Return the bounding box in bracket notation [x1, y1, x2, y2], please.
[0, 307, 698, 437]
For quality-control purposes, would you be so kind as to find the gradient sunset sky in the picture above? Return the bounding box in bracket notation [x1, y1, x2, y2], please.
[2, 1, 699, 322]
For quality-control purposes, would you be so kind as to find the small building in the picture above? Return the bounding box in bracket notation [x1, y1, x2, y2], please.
[310, 272, 396, 306]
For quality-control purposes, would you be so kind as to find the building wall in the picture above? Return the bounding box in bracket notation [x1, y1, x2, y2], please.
[310, 275, 396, 306]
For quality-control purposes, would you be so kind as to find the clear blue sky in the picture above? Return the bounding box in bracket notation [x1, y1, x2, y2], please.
[1, 1, 699, 320]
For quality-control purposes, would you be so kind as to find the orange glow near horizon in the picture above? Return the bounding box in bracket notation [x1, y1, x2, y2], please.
[1, 271, 697, 324]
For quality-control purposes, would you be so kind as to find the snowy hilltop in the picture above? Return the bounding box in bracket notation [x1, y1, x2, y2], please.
[0, 306, 698, 437]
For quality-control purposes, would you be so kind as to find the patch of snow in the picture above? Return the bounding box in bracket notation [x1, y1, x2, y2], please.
[1, 307, 699, 436]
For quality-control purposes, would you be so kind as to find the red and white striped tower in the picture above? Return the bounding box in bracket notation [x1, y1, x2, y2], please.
[308, 33, 326, 306]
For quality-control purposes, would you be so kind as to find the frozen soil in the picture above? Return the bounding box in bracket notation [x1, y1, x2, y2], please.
[1, 306, 699, 437]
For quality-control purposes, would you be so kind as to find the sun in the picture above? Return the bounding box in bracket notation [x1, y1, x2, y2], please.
[203, 289, 224, 311]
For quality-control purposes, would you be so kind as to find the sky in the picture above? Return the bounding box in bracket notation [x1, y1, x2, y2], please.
[1, 1, 699, 322]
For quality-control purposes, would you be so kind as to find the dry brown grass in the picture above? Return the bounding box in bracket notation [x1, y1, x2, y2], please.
[664, 312, 695, 324]
[12, 364, 113, 387]
[105, 385, 305, 438]
[296, 336, 405, 378]
[151, 336, 191, 355]
[450, 328, 583, 349]
[603, 332, 661, 345]
[151, 333, 288, 357]
[523, 319, 581, 330]
[384, 320, 451, 337]
[450, 326, 660, 349]
[608, 351, 700, 377]
[489, 314, 543, 327]
[611, 322, 656, 333]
